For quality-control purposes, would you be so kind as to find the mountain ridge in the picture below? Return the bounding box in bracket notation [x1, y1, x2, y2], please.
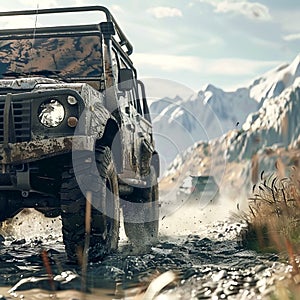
[150, 54, 300, 171]
[160, 74, 300, 200]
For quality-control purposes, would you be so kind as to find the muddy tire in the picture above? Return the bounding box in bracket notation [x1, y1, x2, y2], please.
[0, 192, 21, 222]
[60, 146, 120, 263]
[123, 166, 159, 246]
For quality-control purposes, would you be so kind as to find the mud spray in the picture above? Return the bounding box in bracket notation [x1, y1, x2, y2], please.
[0, 209, 62, 242]
[0, 190, 249, 243]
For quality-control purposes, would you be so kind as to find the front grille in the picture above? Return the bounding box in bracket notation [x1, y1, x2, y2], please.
[0, 99, 31, 143]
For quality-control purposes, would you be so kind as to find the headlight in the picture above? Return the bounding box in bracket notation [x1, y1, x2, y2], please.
[38, 99, 65, 128]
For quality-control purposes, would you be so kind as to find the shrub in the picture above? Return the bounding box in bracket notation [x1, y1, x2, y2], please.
[241, 167, 300, 298]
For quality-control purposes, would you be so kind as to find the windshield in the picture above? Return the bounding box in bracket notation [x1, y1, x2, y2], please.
[0, 35, 103, 82]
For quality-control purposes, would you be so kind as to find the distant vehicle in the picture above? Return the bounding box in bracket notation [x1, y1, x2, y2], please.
[177, 175, 219, 205]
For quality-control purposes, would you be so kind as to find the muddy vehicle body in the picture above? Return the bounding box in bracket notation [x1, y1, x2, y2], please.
[0, 6, 159, 261]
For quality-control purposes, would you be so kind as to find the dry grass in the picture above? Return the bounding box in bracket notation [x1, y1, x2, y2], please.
[243, 167, 300, 254]
[242, 164, 300, 299]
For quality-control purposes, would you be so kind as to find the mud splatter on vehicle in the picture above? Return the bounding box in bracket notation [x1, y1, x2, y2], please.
[0, 6, 159, 263]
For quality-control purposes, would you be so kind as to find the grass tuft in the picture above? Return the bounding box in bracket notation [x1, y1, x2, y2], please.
[242, 168, 300, 254]
[241, 165, 300, 299]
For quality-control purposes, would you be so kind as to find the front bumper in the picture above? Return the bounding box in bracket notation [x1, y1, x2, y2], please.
[0, 135, 95, 165]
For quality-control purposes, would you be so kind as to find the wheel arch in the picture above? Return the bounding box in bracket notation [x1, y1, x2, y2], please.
[96, 118, 122, 173]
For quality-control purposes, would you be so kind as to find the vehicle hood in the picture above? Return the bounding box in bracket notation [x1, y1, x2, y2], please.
[0, 77, 62, 90]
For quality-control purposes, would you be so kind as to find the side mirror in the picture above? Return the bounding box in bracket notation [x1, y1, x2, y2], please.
[118, 68, 134, 91]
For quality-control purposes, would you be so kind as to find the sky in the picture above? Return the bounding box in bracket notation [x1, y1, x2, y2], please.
[0, 0, 299, 92]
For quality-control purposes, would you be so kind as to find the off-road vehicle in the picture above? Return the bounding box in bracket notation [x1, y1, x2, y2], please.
[177, 175, 219, 205]
[0, 6, 159, 262]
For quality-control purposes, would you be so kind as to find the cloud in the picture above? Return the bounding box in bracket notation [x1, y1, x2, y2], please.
[206, 58, 278, 76]
[18, 0, 58, 8]
[274, 10, 300, 32]
[147, 6, 183, 19]
[133, 53, 283, 91]
[0, 0, 58, 12]
[110, 5, 124, 14]
[133, 53, 280, 77]
[0, 15, 36, 29]
[283, 33, 300, 42]
[133, 53, 203, 72]
[197, 0, 271, 21]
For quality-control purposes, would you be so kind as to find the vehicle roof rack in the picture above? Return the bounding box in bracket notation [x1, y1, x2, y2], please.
[0, 5, 133, 55]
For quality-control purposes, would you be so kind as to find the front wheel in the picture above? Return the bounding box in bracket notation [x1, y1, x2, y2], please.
[0, 192, 22, 222]
[60, 146, 120, 263]
[123, 166, 159, 247]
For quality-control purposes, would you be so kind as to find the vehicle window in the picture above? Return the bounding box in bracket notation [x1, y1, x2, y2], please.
[137, 80, 151, 122]
[119, 57, 127, 69]
[119, 57, 145, 115]
[127, 88, 136, 110]
[111, 48, 127, 109]
[111, 49, 119, 85]
[113, 52, 143, 116]
[131, 88, 142, 115]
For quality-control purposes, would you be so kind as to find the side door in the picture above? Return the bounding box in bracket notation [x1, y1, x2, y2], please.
[117, 64, 154, 178]
[112, 48, 138, 177]
[134, 80, 155, 177]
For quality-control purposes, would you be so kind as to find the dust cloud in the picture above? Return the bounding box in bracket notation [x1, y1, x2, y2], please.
[159, 194, 248, 237]
[0, 192, 249, 243]
[0, 209, 62, 242]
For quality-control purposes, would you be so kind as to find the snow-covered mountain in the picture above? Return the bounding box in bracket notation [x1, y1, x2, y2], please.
[162, 77, 300, 195]
[226, 54, 300, 162]
[150, 85, 258, 170]
[226, 77, 300, 162]
[159, 55, 300, 200]
[151, 55, 300, 172]
[249, 54, 300, 103]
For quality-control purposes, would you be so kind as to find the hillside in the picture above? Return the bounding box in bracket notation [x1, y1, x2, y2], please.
[159, 58, 300, 207]
[151, 55, 300, 173]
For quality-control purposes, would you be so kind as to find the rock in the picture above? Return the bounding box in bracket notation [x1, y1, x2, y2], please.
[11, 239, 26, 245]
[212, 270, 227, 282]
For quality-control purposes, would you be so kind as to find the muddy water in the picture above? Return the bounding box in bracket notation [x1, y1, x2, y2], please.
[0, 202, 291, 300]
